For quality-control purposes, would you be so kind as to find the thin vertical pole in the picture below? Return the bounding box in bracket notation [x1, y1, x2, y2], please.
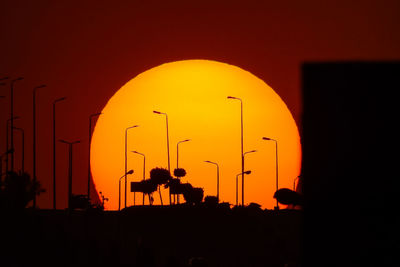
[275, 140, 279, 209]
[124, 129, 127, 208]
[216, 164, 220, 203]
[10, 82, 14, 172]
[240, 100, 244, 206]
[53, 104, 56, 209]
[68, 144, 72, 210]
[33, 90, 37, 207]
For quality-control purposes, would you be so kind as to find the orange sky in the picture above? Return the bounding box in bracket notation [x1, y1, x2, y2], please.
[1, 0, 399, 208]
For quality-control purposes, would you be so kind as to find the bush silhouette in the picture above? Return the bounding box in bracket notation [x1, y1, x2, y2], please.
[173, 168, 186, 178]
[1, 171, 45, 209]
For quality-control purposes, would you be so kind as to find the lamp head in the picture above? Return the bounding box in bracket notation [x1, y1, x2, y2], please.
[35, 84, 46, 89]
[153, 110, 161, 114]
[55, 96, 67, 103]
[12, 77, 24, 82]
[244, 170, 252, 175]
[127, 169, 134, 175]
[262, 137, 271, 141]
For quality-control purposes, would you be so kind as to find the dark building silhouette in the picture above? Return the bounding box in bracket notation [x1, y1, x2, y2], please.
[301, 62, 399, 266]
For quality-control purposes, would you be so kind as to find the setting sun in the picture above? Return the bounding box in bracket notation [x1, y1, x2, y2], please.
[91, 59, 301, 210]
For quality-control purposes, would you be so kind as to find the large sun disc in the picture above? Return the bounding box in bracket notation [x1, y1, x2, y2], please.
[91, 59, 301, 210]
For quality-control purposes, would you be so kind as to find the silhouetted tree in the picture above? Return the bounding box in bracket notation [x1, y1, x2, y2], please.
[273, 188, 303, 208]
[183, 186, 204, 205]
[173, 168, 186, 178]
[150, 167, 172, 205]
[0, 171, 45, 210]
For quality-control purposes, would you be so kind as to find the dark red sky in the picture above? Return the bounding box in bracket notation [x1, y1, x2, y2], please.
[1, 0, 399, 209]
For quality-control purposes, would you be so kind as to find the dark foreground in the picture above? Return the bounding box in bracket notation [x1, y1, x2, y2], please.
[1, 206, 302, 267]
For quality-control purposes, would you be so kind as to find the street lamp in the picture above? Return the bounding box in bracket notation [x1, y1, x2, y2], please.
[53, 97, 66, 210]
[204, 160, 220, 202]
[12, 127, 24, 173]
[262, 137, 279, 210]
[6, 116, 20, 176]
[119, 169, 134, 211]
[132, 151, 145, 205]
[124, 125, 139, 208]
[154, 110, 171, 205]
[153, 110, 170, 172]
[177, 139, 190, 169]
[88, 112, 102, 204]
[243, 149, 257, 205]
[227, 96, 245, 207]
[59, 139, 80, 211]
[236, 170, 251, 206]
[10, 77, 23, 171]
[33, 84, 46, 208]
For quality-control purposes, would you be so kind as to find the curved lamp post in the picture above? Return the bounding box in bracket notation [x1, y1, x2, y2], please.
[87, 112, 102, 204]
[236, 170, 251, 206]
[132, 151, 145, 205]
[119, 169, 134, 211]
[204, 160, 220, 202]
[153, 110, 171, 205]
[227, 96, 245, 207]
[262, 137, 279, 210]
[6, 116, 20, 176]
[153, 111, 170, 172]
[53, 97, 66, 209]
[12, 127, 24, 173]
[10, 77, 23, 171]
[124, 125, 139, 208]
[33, 84, 46, 208]
[243, 149, 257, 205]
[177, 139, 190, 169]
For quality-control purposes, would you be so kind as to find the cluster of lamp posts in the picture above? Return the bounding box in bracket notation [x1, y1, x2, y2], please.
[0, 78, 281, 210]
[120, 96, 281, 210]
[0, 76, 101, 210]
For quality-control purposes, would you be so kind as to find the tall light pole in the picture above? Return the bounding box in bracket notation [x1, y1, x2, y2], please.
[177, 139, 190, 169]
[119, 169, 133, 211]
[243, 150, 257, 206]
[227, 96, 245, 206]
[153, 111, 170, 172]
[10, 77, 23, 171]
[132, 151, 145, 205]
[125, 125, 139, 208]
[6, 116, 20, 175]
[53, 97, 66, 210]
[262, 137, 279, 210]
[12, 127, 24, 173]
[88, 112, 101, 204]
[204, 160, 220, 202]
[236, 170, 251, 206]
[33, 84, 46, 208]
[153, 110, 171, 205]
[59, 139, 80, 211]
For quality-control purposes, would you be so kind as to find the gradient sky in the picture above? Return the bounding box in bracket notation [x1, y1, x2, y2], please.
[1, 0, 399, 208]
